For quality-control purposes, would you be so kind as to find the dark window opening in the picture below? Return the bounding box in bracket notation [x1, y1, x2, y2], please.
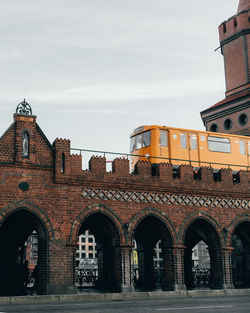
[61, 153, 65, 173]
[210, 124, 218, 132]
[151, 164, 159, 177]
[224, 118, 232, 130]
[233, 172, 240, 184]
[194, 168, 201, 181]
[173, 166, 180, 179]
[223, 22, 226, 33]
[238, 113, 248, 126]
[213, 170, 221, 182]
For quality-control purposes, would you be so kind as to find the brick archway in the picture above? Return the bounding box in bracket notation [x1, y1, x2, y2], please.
[69, 204, 125, 245]
[228, 214, 250, 288]
[179, 212, 224, 290]
[178, 211, 224, 246]
[128, 207, 177, 291]
[0, 201, 53, 296]
[226, 213, 250, 246]
[128, 207, 177, 245]
[0, 199, 54, 239]
[70, 204, 126, 292]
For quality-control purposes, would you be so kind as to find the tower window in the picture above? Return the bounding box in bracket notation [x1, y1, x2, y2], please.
[222, 22, 227, 33]
[233, 17, 237, 27]
[210, 124, 218, 132]
[238, 113, 248, 126]
[61, 153, 65, 173]
[22, 132, 29, 158]
[224, 119, 233, 130]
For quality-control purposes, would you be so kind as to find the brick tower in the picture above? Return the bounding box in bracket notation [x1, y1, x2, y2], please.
[200, 0, 250, 136]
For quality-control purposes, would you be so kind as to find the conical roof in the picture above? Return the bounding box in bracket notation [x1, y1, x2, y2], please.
[237, 0, 250, 13]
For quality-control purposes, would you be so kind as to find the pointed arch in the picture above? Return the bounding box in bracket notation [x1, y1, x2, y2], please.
[69, 204, 125, 244]
[127, 207, 177, 245]
[227, 213, 250, 246]
[0, 199, 54, 239]
[178, 211, 224, 246]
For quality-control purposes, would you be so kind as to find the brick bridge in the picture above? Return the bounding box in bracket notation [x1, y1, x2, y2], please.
[0, 111, 249, 296]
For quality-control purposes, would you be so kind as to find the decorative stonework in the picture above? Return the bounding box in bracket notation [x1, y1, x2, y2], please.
[82, 188, 250, 210]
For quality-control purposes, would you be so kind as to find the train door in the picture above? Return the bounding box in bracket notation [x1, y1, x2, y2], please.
[189, 134, 200, 167]
[159, 129, 169, 163]
[231, 138, 248, 171]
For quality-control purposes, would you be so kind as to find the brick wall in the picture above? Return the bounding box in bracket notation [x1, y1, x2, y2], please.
[0, 114, 249, 294]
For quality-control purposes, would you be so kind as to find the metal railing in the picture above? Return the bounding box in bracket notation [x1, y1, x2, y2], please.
[70, 148, 250, 171]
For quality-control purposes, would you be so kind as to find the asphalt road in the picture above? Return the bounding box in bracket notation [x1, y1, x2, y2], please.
[0, 296, 249, 313]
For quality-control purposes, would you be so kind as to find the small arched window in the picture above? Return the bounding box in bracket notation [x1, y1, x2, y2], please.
[22, 132, 29, 158]
[61, 153, 65, 173]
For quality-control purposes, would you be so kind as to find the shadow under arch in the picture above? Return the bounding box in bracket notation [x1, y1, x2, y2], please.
[228, 215, 250, 288]
[71, 204, 125, 292]
[181, 215, 224, 290]
[0, 205, 52, 296]
[129, 208, 176, 291]
[127, 207, 177, 245]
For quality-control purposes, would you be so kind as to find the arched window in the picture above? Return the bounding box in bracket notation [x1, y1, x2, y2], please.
[22, 132, 29, 158]
[61, 153, 65, 173]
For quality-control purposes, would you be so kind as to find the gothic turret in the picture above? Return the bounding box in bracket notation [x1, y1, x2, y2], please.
[201, 0, 250, 136]
[238, 0, 250, 13]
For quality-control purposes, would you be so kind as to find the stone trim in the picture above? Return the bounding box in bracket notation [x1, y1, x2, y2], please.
[82, 188, 249, 210]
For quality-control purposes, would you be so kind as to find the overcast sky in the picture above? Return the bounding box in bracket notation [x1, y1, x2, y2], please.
[0, 0, 238, 162]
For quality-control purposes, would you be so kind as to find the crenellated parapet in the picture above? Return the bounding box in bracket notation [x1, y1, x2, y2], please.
[52, 139, 250, 196]
[219, 9, 249, 42]
[112, 158, 130, 177]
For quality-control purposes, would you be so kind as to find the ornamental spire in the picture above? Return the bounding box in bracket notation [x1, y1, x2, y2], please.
[16, 99, 32, 116]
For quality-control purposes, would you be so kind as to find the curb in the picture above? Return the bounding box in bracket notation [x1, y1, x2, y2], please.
[0, 289, 250, 304]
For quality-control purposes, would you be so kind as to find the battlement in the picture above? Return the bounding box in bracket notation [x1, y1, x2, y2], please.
[53, 141, 250, 194]
[219, 10, 250, 42]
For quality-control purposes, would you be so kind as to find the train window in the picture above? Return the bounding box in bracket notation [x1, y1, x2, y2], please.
[239, 140, 245, 155]
[136, 134, 143, 150]
[142, 131, 151, 148]
[207, 136, 231, 153]
[190, 134, 197, 149]
[180, 133, 187, 148]
[160, 131, 168, 146]
[130, 136, 136, 152]
[130, 131, 151, 152]
[248, 142, 250, 155]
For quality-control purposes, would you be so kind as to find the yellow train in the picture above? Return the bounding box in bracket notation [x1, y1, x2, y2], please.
[130, 125, 250, 171]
